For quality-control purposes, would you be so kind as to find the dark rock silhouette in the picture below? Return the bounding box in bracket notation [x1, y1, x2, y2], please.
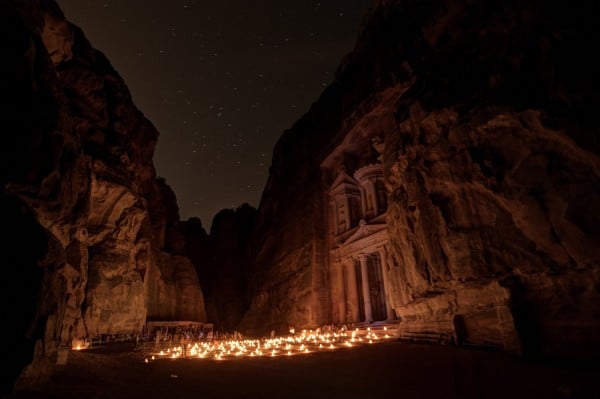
[1, 0, 206, 393]
[184, 204, 257, 332]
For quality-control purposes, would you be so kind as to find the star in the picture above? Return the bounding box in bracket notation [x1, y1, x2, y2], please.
[58, 0, 372, 228]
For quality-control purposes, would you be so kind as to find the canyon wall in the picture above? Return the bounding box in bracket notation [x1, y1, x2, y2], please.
[240, 0, 600, 359]
[0, 0, 206, 392]
[189, 205, 256, 332]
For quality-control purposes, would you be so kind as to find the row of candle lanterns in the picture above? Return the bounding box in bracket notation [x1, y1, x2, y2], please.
[144, 326, 393, 363]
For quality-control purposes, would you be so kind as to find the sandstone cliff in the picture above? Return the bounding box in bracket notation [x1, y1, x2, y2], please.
[0, 0, 206, 392]
[239, 0, 600, 360]
[201, 205, 257, 331]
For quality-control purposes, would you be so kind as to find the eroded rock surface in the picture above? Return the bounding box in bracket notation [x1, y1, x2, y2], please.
[1, 0, 206, 392]
[200, 205, 257, 331]
[239, 0, 600, 360]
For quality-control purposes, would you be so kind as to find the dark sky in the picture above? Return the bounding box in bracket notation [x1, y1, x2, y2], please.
[58, 0, 371, 228]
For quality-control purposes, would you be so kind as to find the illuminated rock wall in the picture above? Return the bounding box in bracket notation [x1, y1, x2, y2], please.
[242, 0, 600, 359]
[237, 121, 332, 335]
[51, 12, 209, 337]
[146, 252, 206, 322]
[377, 0, 600, 358]
[1, 1, 206, 390]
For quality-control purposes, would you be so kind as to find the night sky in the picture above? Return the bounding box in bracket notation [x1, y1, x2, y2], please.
[57, 0, 371, 228]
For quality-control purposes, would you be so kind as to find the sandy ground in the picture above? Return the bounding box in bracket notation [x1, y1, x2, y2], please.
[10, 341, 600, 399]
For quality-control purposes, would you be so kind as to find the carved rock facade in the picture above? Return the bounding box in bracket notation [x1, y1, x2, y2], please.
[324, 142, 394, 325]
[240, 0, 600, 359]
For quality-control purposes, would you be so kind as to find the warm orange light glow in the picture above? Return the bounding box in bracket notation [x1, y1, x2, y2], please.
[143, 325, 394, 363]
[71, 339, 89, 351]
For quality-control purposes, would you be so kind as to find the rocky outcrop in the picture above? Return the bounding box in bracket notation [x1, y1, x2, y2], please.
[1, 1, 88, 392]
[146, 252, 206, 322]
[183, 205, 256, 332]
[379, 0, 599, 359]
[239, 0, 600, 359]
[1, 0, 206, 392]
[145, 178, 206, 323]
[385, 105, 599, 356]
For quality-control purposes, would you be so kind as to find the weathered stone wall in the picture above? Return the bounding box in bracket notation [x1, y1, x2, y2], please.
[1, 1, 90, 391]
[238, 117, 333, 335]
[241, 0, 600, 359]
[146, 252, 206, 322]
[195, 205, 256, 332]
[378, 0, 600, 358]
[1, 0, 207, 391]
[385, 105, 600, 356]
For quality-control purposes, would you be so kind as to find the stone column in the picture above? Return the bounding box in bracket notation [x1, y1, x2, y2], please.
[359, 254, 373, 323]
[343, 196, 351, 231]
[360, 187, 367, 220]
[378, 247, 395, 320]
[345, 260, 360, 322]
[369, 180, 379, 217]
[336, 262, 346, 323]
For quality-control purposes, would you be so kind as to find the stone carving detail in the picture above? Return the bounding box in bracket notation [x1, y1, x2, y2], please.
[325, 149, 394, 325]
[328, 169, 361, 234]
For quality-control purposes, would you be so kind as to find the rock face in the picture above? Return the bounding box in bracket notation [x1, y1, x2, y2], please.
[201, 205, 257, 331]
[176, 205, 257, 332]
[1, 0, 206, 392]
[239, 0, 600, 359]
[145, 179, 207, 323]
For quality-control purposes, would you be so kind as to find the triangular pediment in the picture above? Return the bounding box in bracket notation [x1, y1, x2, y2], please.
[329, 168, 359, 192]
[342, 221, 386, 245]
